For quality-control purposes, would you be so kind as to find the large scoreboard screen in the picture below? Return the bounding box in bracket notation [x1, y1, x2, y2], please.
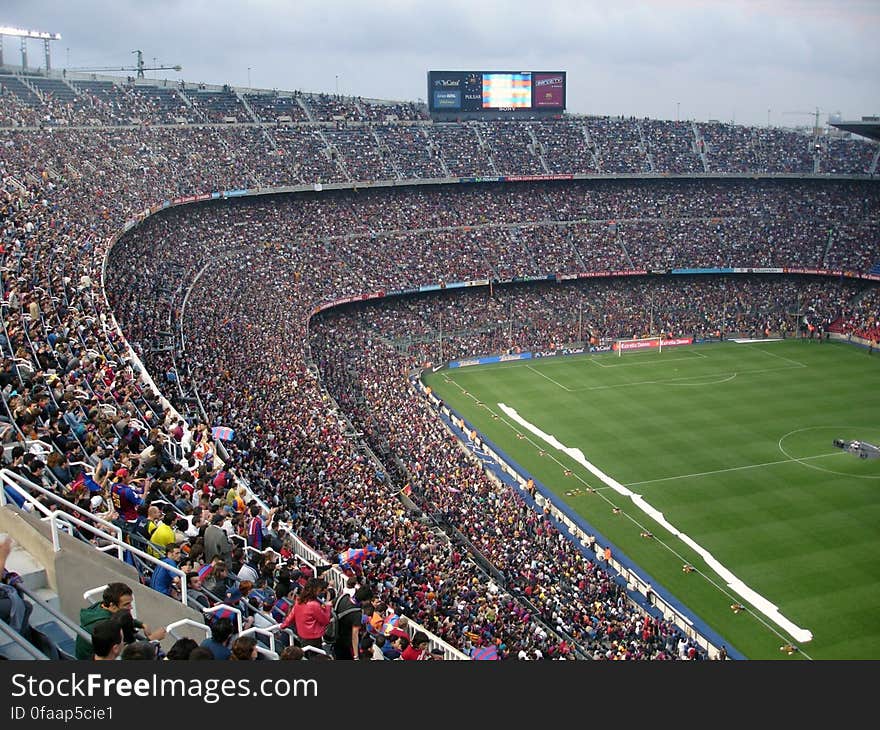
[428, 71, 566, 113]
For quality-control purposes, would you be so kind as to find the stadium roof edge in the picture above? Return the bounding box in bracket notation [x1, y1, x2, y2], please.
[830, 120, 880, 143]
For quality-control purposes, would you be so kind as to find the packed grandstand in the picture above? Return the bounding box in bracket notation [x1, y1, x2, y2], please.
[0, 68, 878, 661]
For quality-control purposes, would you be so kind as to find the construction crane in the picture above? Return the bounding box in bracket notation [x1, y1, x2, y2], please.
[66, 50, 181, 78]
[782, 107, 825, 138]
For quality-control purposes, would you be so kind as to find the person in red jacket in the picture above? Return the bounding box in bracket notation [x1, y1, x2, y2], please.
[281, 578, 331, 649]
[401, 631, 431, 660]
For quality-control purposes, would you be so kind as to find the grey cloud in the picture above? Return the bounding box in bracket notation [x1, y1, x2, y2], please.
[2, 0, 876, 126]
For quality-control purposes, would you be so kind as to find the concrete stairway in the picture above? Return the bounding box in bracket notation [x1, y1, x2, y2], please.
[0, 542, 77, 659]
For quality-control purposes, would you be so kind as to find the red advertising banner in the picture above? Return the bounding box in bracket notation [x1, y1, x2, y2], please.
[612, 337, 693, 352]
[614, 338, 661, 352]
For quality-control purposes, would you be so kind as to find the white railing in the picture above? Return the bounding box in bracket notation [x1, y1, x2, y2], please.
[229, 537, 283, 564]
[83, 585, 109, 604]
[202, 604, 242, 633]
[2, 438, 55, 461]
[237, 626, 280, 659]
[1, 475, 124, 559]
[41, 511, 125, 561]
[1, 469, 191, 607]
[166, 618, 211, 642]
[167, 613, 295, 658]
[0, 469, 122, 537]
[280, 531, 322, 574]
[57, 528, 189, 608]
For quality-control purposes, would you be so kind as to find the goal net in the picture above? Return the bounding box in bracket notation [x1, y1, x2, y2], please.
[612, 337, 664, 357]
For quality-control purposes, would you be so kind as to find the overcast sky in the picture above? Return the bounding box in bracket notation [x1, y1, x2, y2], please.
[3, 0, 878, 127]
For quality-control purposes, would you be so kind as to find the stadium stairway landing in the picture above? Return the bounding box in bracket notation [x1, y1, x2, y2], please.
[0, 541, 78, 659]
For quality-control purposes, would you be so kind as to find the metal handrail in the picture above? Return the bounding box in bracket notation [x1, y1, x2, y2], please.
[0, 467, 123, 545]
[83, 585, 109, 604]
[17, 583, 92, 642]
[241, 544, 283, 561]
[43, 511, 125, 561]
[67, 460, 96, 471]
[1, 476, 115, 557]
[166, 618, 211, 642]
[237, 626, 279, 659]
[2, 438, 52, 461]
[69, 533, 189, 608]
[203, 604, 242, 633]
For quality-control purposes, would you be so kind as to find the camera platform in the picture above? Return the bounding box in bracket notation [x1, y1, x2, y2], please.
[833, 439, 880, 460]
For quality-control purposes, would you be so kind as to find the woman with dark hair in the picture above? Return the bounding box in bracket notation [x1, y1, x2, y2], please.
[165, 637, 199, 660]
[274, 565, 292, 598]
[281, 577, 331, 649]
[46, 451, 73, 487]
[401, 631, 431, 660]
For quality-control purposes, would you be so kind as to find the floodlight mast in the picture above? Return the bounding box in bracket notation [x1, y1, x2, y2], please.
[0, 25, 62, 71]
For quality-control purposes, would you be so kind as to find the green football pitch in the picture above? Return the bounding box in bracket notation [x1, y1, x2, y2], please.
[422, 339, 880, 659]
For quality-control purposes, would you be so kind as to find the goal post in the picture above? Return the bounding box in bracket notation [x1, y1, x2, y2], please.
[612, 336, 664, 356]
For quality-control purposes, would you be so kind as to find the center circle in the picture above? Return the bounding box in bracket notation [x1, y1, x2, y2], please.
[777, 426, 880, 480]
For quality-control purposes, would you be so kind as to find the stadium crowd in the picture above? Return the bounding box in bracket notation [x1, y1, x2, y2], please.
[0, 77, 878, 661]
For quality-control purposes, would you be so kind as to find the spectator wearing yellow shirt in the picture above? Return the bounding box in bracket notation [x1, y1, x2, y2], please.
[150, 511, 178, 555]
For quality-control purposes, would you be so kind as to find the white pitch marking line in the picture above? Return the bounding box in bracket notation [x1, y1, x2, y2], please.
[625, 451, 845, 488]
[497, 401, 814, 645]
[582, 373, 735, 391]
[589, 355, 702, 369]
[574, 364, 804, 392]
[746, 344, 807, 368]
[526, 364, 572, 392]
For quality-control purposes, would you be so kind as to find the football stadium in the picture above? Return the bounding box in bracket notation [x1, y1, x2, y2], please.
[0, 15, 878, 668]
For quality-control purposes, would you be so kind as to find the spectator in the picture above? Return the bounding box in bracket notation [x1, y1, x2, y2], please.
[401, 631, 430, 660]
[230, 635, 258, 660]
[185, 571, 213, 610]
[75, 582, 166, 660]
[0, 536, 33, 639]
[149, 510, 178, 555]
[120, 641, 159, 660]
[201, 559, 230, 599]
[165, 637, 199, 660]
[285, 577, 331, 649]
[332, 584, 373, 661]
[89, 618, 124, 661]
[204, 512, 232, 569]
[200, 617, 234, 660]
[149, 542, 182, 597]
[371, 633, 389, 660]
[109, 468, 142, 530]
